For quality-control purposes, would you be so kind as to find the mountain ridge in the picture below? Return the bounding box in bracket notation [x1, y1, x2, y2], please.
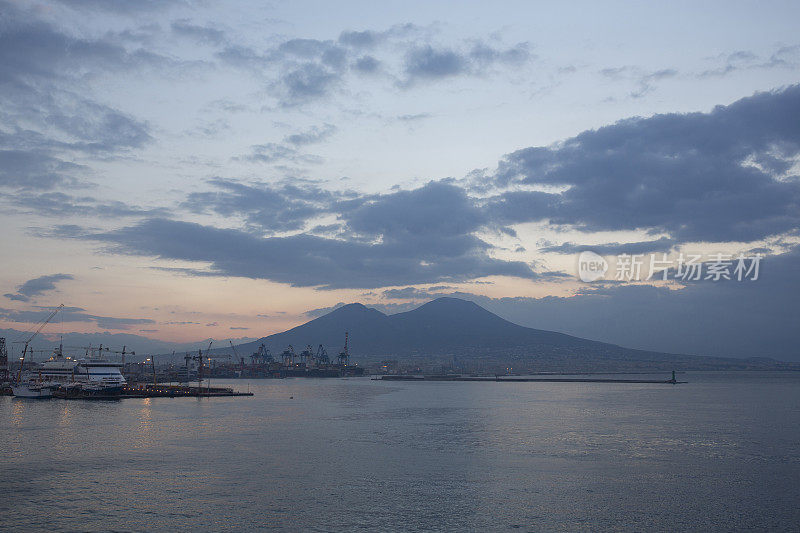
[231, 297, 794, 371]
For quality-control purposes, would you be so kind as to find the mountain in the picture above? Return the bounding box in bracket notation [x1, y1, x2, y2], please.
[233, 297, 794, 371]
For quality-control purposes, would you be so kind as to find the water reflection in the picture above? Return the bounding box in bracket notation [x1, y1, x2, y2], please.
[10, 398, 26, 426]
[1, 373, 799, 531]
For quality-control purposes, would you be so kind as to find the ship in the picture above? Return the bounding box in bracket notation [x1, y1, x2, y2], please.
[21, 344, 127, 398]
[11, 381, 55, 399]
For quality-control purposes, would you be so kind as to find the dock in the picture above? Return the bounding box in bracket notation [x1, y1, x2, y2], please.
[378, 373, 684, 384]
[121, 384, 254, 398]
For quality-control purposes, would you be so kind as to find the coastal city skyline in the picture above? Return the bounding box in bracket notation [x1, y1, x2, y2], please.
[2, 0, 799, 360]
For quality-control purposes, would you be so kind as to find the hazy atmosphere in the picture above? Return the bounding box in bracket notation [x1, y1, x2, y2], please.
[2, 0, 799, 360]
[4, 3, 800, 532]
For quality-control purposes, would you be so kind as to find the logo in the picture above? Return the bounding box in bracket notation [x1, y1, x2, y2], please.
[578, 251, 608, 282]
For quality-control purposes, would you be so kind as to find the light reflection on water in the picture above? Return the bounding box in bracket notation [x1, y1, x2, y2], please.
[0, 371, 799, 531]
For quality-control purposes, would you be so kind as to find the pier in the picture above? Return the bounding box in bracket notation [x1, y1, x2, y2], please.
[378, 372, 684, 384]
[121, 384, 254, 398]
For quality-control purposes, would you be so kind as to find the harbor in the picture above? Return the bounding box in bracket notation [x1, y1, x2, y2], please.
[0, 306, 359, 400]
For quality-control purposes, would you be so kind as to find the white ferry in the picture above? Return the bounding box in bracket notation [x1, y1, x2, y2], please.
[33, 349, 127, 394]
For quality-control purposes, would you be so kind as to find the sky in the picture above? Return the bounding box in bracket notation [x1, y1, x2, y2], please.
[1, 0, 799, 360]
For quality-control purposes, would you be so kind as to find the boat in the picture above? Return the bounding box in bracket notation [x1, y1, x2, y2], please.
[53, 382, 122, 400]
[24, 344, 127, 397]
[38, 351, 127, 395]
[9, 305, 64, 398]
[11, 381, 54, 399]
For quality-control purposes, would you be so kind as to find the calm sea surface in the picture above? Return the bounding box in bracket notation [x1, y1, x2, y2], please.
[1, 372, 799, 532]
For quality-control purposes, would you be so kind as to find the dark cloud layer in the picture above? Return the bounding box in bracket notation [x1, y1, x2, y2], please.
[368, 244, 800, 360]
[490, 85, 800, 244]
[183, 178, 342, 234]
[540, 237, 676, 255]
[4, 274, 73, 302]
[83, 180, 538, 289]
[454, 245, 800, 361]
[56, 86, 800, 292]
[84, 214, 535, 289]
[0, 305, 155, 330]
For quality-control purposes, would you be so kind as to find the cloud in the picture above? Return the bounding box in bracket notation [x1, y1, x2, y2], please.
[239, 143, 323, 165]
[81, 214, 535, 289]
[171, 20, 226, 45]
[397, 113, 432, 122]
[338, 30, 383, 48]
[382, 286, 454, 300]
[353, 55, 380, 73]
[699, 45, 800, 78]
[337, 24, 421, 49]
[0, 6, 165, 86]
[599, 66, 677, 98]
[0, 150, 84, 189]
[342, 181, 488, 253]
[183, 178, 342, 234]
[402, 42, 530, 85]
[489, 85, 800, 244]
[6, 191, 169, 218]
[218, 37, 351, 105]
[541, 237, 676, 256]
[305, 302, 346, 317]
[77, 181, 538, 290]
[53, 0, 183, 14]
[4, 274, 74, 302]
[283, 124, 337, 146]
[0, 306, 155, 331]
[279, 62, 341, 104]
[435, 246, 800, 361]
[0, 1, 156, 190]
[93, 316, 156, 330]
[75, 83, 800, 294]
[404, 45, 467, 79]
[214, 24, 529, 105]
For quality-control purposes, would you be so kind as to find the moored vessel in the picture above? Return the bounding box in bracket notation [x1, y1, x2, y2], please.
[11, 381, 54, 399]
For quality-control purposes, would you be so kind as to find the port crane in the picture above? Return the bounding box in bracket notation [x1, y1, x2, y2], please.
[229, 340, 245, 373]
[0, 337, 7, 381]
[67, 344, 111, 358]
[250, 343, 272, 365]
[13, 304, 64, 382]
[107, 346, 134, 365]
[188, 341, 230, 391]
[281, 345, 295, 366]
[337, 332, 350, 366]
[300, 345, 314, 366]
[316, 344, 329, 364]
[192, 341, 213, 391]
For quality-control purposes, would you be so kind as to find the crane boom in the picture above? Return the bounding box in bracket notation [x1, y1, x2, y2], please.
[229, 339, 240, 358]
[16, 304, 64, 382]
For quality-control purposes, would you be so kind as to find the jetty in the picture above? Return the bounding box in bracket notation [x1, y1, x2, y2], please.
[121, 384, 253, 398]
[378, 371, 684, 384]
